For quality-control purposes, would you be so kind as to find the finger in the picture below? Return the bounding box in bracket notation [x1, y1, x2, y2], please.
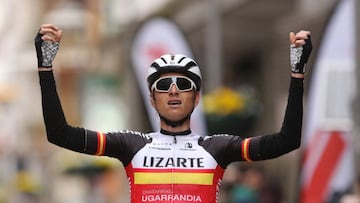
[39, 24, 59, 36]
[295, 30, 311, 40]
[289, 32, 296, 44]
[294, 39, 306, 47]
[290, 30, 310, 47]
[41, 35, 57, 42]
[39, 27, 59, 36]
[297, 30, 311, 36]
[40, 24, 59, 31]
[54, 30, 63, 42]
[296, 33, 310, 40]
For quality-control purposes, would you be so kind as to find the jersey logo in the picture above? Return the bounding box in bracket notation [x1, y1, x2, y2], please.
[141, 193, 202, 202]
[184, 142, 192, 149]
[143, 156, 205, 168]
[119, 130, 152, 140]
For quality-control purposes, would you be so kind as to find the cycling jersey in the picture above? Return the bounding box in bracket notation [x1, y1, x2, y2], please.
[39, 71, 304, 203]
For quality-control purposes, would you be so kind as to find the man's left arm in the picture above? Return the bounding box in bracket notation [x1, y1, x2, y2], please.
[243, 30, 313, 161]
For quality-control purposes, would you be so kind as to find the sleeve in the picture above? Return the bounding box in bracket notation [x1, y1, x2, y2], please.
[246, 77, 304, 161]
[38, 71, 111, 154]
[39, 71, 149, 165]
[39, 70, 88, 153]
[208, 77, 304, 166]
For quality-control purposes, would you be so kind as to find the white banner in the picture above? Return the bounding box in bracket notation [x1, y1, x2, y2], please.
[131, 17, 207, 135]
[300, 0, 356, 202]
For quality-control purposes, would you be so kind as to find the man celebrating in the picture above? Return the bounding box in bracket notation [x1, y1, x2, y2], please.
[36, 24, 312, 203]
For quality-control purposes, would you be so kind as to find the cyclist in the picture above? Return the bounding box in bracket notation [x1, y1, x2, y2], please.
[35, 24, 312, 203]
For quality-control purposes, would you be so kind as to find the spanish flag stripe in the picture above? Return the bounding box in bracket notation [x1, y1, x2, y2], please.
[134, 172, 214, 185]
[95, 132, 106, 156]
[242, 138, 252, 162]
[132, 168, 215, 173]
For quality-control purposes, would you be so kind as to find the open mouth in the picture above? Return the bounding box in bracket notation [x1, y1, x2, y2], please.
[168, 100, 181, 106]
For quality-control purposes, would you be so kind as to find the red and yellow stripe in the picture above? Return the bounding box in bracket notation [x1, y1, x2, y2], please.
[132, 169, 215, 185]
[95, 132, 106, 156]
[241, 138, 252, 162]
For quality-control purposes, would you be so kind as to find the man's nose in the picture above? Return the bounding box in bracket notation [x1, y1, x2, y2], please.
[169, 84, 178, 93]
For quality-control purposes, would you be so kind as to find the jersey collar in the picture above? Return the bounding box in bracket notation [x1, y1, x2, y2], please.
[160, 129, 191, 136]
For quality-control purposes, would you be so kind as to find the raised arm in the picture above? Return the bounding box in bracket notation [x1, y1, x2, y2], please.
[249, 30, 313, 160]
[35, 25, 151, 163]
[198, 30, 313, 167]
[35, 24, 92, 153]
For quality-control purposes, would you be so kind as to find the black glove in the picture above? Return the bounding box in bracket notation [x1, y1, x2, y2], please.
[290, 36, 312, 74]
[34, 32, 60, 68]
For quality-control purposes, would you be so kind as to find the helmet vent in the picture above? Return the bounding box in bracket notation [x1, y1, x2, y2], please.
[178, 56, 186, 64]
[160, 57, 167, 64]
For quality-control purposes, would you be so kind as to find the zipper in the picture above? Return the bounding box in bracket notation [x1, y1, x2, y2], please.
[171, 136, 175, 203]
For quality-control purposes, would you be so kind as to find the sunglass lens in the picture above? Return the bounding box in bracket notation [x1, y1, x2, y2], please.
[156, 78, 172, 91]
[176, 78, 192, 91]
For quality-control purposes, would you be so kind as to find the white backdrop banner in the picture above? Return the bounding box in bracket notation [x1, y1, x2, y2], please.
[300, 0, 356, 202]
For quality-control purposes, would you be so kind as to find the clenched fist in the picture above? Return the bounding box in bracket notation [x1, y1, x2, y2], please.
[34, 24, 62, 68]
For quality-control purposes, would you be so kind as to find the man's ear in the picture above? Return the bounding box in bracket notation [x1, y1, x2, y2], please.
[150, 92, 156, 108]
[194, 91, 200, 107]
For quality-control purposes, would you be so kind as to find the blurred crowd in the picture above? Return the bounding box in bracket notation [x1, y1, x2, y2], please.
[219, 163, 285, 203]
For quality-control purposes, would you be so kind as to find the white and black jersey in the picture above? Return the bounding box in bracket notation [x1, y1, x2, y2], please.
[39, 71, 304, 203]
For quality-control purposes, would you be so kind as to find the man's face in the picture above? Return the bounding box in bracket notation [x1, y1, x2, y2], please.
[150, 73, 200, 122]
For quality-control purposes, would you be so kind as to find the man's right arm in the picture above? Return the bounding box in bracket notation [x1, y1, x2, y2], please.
[39, 70, 89, 152]
[36, 24, 93, 153]
[36, 25, 149, 162]
[39, 69, 151, 163]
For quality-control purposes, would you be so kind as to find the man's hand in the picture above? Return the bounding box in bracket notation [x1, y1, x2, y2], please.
[289, 30, 312, 75]
[34, 24, 62, 69]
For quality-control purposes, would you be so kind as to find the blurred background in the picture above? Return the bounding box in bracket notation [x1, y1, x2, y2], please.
[0, 0, 359, 202]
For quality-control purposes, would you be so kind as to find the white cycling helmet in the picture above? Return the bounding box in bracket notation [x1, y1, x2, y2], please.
[147, 54, 202, 91]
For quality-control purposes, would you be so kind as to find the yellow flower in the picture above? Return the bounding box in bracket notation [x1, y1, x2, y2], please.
[15, 171, 40, 194]
[203, 87, 245, 115]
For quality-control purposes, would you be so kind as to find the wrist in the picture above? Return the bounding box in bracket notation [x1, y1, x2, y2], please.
[38, 67, 53, 71]
[291, 72, 304, 79]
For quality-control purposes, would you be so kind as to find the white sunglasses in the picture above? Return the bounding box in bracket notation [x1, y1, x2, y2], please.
[151, 76, 196, 92]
